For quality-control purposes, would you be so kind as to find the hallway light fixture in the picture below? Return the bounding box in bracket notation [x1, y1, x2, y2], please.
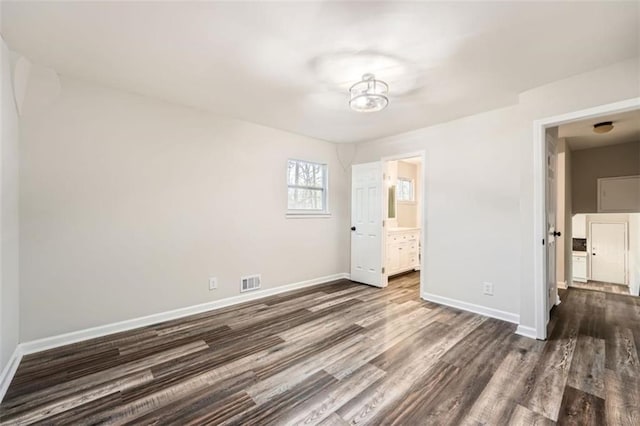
[349, 74, 389, 112]
[593, 121, 614, 134]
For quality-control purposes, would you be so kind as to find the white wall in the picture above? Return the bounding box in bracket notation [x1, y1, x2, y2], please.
[355, 105, 522, 316]
[572, 141, 640, 213]
[1, 39, 20, 371]
[11, 55, 640, 342]
[355, 57, 640, 326]
[396, 160, 418, 228]
[19, 75, 350, 341]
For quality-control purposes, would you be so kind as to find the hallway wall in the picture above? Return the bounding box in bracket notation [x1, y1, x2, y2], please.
[572, 140, 640, 213]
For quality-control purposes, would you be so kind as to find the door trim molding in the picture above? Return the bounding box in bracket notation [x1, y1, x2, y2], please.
[381, 150, 427, 300]
[532, 97, 640, 340]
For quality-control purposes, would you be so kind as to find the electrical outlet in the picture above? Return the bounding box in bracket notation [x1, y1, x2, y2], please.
[483, 282, 494, 296]
[209, 277, 218, 290]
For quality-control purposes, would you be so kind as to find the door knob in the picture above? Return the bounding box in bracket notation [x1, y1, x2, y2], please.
[552, 231, 561, 237]
[351, 226, 356, 231]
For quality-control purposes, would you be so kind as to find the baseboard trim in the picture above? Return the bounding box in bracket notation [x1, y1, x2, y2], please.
[557, 281, 568, 289]
[1, 272, 350, 403]
[515, 325, 538, 340]
[421, 292, 520, 324]
[0, 345, 23, 403]
[19, 272, 350, 358]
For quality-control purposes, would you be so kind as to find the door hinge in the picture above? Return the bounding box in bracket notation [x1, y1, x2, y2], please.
[542, 238, 545, 246]
[382, 267, 385, 274]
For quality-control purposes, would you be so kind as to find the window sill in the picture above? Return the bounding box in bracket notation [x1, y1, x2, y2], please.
[286, 212, 332, 219]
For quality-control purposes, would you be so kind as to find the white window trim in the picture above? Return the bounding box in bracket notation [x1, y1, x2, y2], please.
[285, 212, 332, 219]
[397, 177, 415, 204]
[286, 159, 331, 218]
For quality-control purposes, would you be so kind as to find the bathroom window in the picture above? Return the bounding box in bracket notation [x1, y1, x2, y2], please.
[287, 159, 329, 215]
[397, 178, 414, 202]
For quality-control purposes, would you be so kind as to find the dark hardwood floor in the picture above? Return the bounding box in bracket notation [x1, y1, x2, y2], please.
[1, 272, 638, 425]
[570, 280, 631, 295]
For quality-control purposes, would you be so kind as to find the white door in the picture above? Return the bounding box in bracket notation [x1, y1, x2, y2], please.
[545, 132, 559, 316]
[591, 223, 627, 284]
[351, 162, 384, 287]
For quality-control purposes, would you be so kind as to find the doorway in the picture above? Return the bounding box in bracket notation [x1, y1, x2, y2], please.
[569, 215, 633, 296]
[350, 151, 426, 298]
[383, 155, 423, 293]
[532, 97, 640, 340]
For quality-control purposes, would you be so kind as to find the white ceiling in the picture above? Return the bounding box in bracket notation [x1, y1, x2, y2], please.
[2, 1, 639, 143]
[559, 109, 640, 151]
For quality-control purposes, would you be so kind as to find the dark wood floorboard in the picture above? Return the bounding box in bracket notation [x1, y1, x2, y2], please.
[571, 280, 631, 295]
[2, 272, 639, 425]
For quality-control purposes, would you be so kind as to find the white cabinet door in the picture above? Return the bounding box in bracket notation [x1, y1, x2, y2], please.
[386, 243, 400, 272]
[598, 176, 640, 213]
[572, 256, 587, 282]
[385, 230, 420, 276]
[398, 242, 410, 270]
[572, 214, 587, 238]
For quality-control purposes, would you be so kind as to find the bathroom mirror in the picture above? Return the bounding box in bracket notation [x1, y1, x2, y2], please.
[388, 185, 396, 219]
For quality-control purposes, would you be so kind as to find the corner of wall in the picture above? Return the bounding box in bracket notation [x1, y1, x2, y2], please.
[1, 38, 21, 384]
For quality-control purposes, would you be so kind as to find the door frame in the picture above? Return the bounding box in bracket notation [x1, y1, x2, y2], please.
[380, 150, 427, 298]
[531, 97, 640, 340]
[588, 220, 628, 285]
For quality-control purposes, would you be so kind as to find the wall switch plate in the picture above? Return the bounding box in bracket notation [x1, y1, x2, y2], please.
[209, 277, 218, 290]
[483, 282, 494, 296]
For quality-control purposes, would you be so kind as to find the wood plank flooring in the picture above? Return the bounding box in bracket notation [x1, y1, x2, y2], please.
[571, 280, 631, 295]
[1, 272, 639, 425]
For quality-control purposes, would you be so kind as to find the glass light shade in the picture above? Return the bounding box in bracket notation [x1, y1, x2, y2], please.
[349, 74, 389, 112]
[593, 121, 614, 134]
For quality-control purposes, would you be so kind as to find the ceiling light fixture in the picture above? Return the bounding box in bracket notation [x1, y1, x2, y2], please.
[349, 73, 389, 112]
[593, 121, 614, 134]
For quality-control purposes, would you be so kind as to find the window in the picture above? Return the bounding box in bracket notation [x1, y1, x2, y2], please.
[287, 159, 328, 214]
[397, 177, 414, 202]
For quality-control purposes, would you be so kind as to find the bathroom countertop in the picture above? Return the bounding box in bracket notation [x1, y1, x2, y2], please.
[388, 227, 420, 232]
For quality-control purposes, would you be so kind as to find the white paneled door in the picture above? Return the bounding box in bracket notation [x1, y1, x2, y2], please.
[545, 132, 559, 320]
[591, 223, 627, 284]
[351, 162, 384, 287]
